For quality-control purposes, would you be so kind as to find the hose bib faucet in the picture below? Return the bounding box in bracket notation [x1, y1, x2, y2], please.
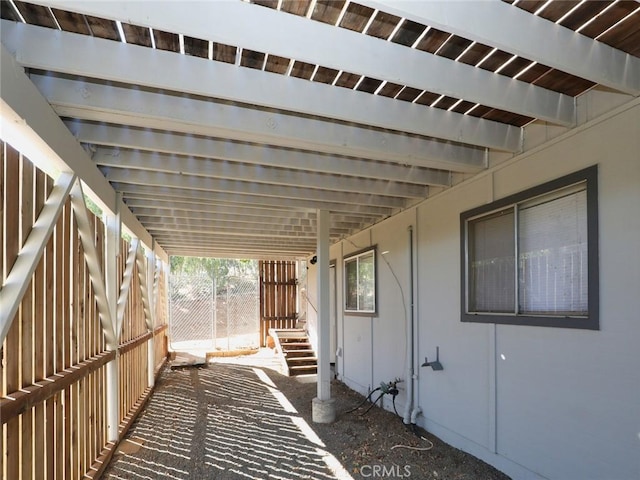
[422, 346, 443, 371]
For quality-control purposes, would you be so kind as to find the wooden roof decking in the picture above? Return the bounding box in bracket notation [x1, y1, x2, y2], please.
[1, 0, 638, 258]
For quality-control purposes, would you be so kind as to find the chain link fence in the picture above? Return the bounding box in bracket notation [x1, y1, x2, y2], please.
[169, 274, 259, 352]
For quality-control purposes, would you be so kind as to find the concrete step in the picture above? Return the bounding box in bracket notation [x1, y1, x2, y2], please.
[280, 342, 312, 349]
[287, 356, 318, 365]
[284, 349, 316, 358]
[289, 364, 317, 375]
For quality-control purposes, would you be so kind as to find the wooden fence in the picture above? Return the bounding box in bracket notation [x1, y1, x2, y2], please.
[1, 141, 168, 479]
[259, 260, 298, 346]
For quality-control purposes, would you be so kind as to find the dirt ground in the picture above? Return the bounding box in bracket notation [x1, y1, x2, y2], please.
[103, 351, 510, 480]
[269, 372, 510, 480]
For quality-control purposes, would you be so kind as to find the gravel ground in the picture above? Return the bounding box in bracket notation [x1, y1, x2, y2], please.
[103, 350, 510, 480]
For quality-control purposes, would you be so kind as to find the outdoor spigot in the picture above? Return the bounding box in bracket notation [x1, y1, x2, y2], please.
[421, 346, 444, 371]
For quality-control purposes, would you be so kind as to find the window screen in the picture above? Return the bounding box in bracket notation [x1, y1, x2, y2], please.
[461, 166, 598, 329]
[344, 248, 376, 314]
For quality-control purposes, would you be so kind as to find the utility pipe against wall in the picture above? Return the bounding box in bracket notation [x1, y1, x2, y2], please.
[403, 226, 416, 425]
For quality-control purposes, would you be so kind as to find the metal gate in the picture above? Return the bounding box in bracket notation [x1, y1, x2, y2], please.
[169, 274, 259, 351]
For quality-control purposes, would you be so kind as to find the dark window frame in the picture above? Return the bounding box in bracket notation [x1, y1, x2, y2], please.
[460, 166, 599, 330]
[344, 246, 377, 315]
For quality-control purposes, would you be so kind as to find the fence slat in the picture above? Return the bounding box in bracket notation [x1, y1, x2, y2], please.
[2, 142, 168, 480]
[258, 261, 298, 345]
[20, 158, 34, 480]
[33, 169, 46, 480]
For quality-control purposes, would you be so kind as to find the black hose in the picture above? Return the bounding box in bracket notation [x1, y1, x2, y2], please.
[361, 391, 385, 415]
[344, 387, 382, 414]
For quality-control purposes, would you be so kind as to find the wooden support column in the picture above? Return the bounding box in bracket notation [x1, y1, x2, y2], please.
[312, 209, 335, 423]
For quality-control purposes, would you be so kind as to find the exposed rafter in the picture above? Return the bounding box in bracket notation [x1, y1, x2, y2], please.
[114, 184, 395, 217]
[31, 74, 490, 169]
[102, 169, 410, 208]
[93, 149, 431, 197]
[4, 1, 635, 261]
[0, 44, 162, 257]
[67, 122, 463, 180]
[2, 20, 520, 152]
[360, 0, 640, 96]
[129, 208, 367, 230]
[26, 1, 576, 125]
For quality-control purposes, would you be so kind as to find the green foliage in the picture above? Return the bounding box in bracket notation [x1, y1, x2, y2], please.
[84, 195, 103, 218]
[170, 256, 257, 287]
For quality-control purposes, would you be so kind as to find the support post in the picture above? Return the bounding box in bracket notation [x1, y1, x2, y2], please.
[146, 245, 156, 387]
[104, 208, 121, 442]
[312, 209, 336, 423]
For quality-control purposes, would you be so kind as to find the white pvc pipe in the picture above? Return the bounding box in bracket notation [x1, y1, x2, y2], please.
[403, 226, 415, 424]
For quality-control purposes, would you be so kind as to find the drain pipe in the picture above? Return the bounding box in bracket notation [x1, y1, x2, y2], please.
[403, 226, 416, 425]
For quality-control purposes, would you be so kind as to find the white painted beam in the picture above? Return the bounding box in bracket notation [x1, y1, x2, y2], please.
[0, 44, 157, 252]
[31, 74, 499, 166]
[103, 169, 409, 208]
[26, 1, 575, 125]
[94, 149, 429, 197]
[145, 223, 340, 239]
[155, 237, 318, 250]
[132, 207, 316, 223]
[0, 172, 75, 345]
[68, 122, 464, 180]
[164, 249, 311, 260]
[144, 223, 351, 239]
[157, 239, 315, 251]
[115, 184, 395, 217]
[133, 210, 366, 231]
[360, 0, 640, 96]
[154, 237, 317, 253]
[2, 21, 520, 152]
[126, 203, 371, 225]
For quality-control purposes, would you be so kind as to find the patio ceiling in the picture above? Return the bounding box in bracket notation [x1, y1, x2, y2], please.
[2, 0, 639, 259]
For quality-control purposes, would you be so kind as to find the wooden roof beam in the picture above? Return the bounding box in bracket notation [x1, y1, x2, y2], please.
[31, 73, 483, 169]
[67, 121, 463, 180]
[101, 168, 410, 209]
[361, 0, 640, 96]
[93, 148, 431, 198]
[20, 1, 574, 125]
[2, 20, 519, 153]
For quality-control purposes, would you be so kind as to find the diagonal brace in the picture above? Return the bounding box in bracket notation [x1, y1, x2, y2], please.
[135, 247, 155, 332]
[70, 179, 117, 349]
[0, 171, 75, 344]
[116, 238, 140, 338]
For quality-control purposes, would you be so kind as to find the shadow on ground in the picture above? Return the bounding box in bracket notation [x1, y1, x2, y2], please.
[103, 360, 350, 480]
[104, 350, 510, 480]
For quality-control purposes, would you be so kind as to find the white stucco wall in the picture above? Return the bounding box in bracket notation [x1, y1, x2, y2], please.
[305, 96, 640, 479]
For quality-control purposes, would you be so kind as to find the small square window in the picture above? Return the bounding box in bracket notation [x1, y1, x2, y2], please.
[344, 248, 376, 314]
[461, 166, 599, 329]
